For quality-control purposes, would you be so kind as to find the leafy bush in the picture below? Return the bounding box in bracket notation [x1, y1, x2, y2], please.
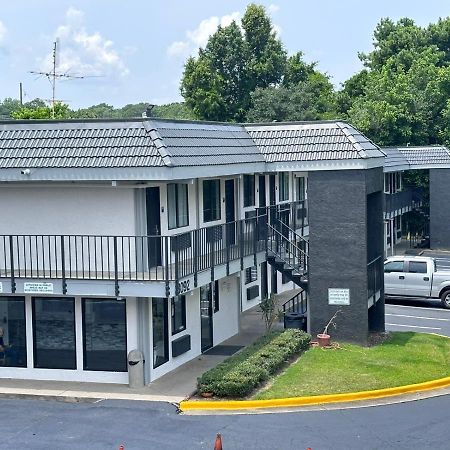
[197, 329, 311, 397]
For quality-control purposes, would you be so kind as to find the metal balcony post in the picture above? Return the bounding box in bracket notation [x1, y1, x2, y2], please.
[9, 235, 15, 293]
[60, 236, 67, 294]
[174, 235, 179, 295]
[193, 230, 198, 288]
[164, 237, 170, 297]
[210, 228, 215, 282]
[113, 236, 119, 297]
[239, 220, 244, 270]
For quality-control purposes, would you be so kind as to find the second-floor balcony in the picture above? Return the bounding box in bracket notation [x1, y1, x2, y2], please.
[0, 201, 308, 298]
[384, 188, 424, 218]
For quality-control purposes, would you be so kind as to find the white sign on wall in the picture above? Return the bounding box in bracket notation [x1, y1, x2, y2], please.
[24, 282, 54, 294]
[328, 288, 350, 305]
[0, 282, 2, 293]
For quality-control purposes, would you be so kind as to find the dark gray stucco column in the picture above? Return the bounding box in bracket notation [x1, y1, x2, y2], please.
[430, 169, 450, 249]
[308, 167, 385, 345]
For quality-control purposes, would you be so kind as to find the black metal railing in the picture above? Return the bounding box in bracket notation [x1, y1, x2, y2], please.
[282, 289, 307, 315]
[267, 221, 309, 274]
[367, 255, 383, 300]
[261, 200, 308, 232]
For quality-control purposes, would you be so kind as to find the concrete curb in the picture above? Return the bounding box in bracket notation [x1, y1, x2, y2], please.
[179, 376, 450, 412]
[180, 333, 450, 412]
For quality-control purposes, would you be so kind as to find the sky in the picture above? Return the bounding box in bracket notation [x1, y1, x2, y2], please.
[1, 0, 449, 109]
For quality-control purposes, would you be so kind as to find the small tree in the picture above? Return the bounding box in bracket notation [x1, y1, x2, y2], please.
[259, 294, 279, 332]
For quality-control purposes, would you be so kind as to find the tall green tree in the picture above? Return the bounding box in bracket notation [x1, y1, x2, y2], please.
[12, 102, 72, 120]
[181, 4, 287, 121]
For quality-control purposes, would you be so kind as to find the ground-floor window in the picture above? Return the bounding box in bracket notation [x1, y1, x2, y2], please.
[152, 298, 168, 368]
[171, 295, 186, 335]
[82, 298, 127, 372]
[32, 297, 76, 370]
[0, 296, 26, 367]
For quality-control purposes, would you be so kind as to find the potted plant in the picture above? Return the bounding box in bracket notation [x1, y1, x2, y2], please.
[317, 309, 341, 347]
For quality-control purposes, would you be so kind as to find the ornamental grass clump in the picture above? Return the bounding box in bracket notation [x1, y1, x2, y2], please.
[197, 329, 311, 398]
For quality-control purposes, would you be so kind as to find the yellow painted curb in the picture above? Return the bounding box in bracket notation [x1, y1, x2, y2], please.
[180, 376, 450, 411]
[180, 334, 450, 412]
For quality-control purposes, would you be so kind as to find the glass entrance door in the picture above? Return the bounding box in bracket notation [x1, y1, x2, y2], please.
[200, 284, 213, 352]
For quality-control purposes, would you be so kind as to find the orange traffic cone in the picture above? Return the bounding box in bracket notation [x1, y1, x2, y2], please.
[214, 433, 223, 450]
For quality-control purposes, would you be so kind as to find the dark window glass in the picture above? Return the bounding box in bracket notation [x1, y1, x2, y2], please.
[168, 183, 189, 229]
[0, 296, 26, 368]
[171, 295, 186, 335]
[245, 266, 258, 284]
[279, 172, 289, 201]
[384, 261, 404, 273]
[297, 177, 306, 201]
[32, 297, 76, 370]
[408, 262, 427, 274]
[82, 298, 127, 372]
[152, 298, 168, 368]
[214, 280, 219, 313]
[243, 174, 255, 207]
[203, 179, 221, 222]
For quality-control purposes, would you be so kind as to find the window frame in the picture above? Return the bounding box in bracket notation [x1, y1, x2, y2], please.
[245, 266, 258, 285]
[243, 174, 256, 207]
[203, 179, 221, 223]
[279, 172, 289, 202]
[171, 295, 186, 336]
[407, 261, 427, 274]
[384, 261, 405, 273]
[167, 183, 189, 230]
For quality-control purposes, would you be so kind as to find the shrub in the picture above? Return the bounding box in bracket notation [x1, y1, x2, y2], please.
[197, 329, 311, 397]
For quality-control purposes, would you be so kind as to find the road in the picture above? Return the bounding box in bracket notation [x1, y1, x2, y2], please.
[386, 301, 450, 336]
[0, 394, 449, 450]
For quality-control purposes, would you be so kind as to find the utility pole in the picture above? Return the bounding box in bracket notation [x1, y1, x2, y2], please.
[19, 82, 23, 105]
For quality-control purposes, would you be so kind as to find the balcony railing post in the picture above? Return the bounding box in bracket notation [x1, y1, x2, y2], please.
[60, 236, 67, 294]
[210, 228, 215, 282]
[9, 235, 15, 293]
[193, 230, 198, 288]
[174, 235, 179, 295]
[253, 217, 257, 266]
[226, 224, 230, 276]
[164, 236, 170, 297]
[239, 220, 244, 270]
[113, 236, 119, 297]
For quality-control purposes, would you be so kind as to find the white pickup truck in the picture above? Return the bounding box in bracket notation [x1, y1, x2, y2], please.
[384, 255, 450, 309]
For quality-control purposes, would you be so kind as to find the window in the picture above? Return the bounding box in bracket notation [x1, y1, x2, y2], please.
[203, 179, 221, 222]
[214, 280, 219, 313]
[32, 297, 76, 370]
[384, 173, 390, 194]
[408, 262, 427, 274]
[245, 266, 258, 284]
[297, 176, 306, 201]
[167, 183, 189, 229]
[395, 172, 402, 192]
[153, 298, 168, 368]
[171, 295, 186, 335]
[82, 298, 127, 372]
[243, 174, 255, 207]
[384, 261, 405, 273]
[279, 172, 289, 202]
[0, 296, 26, 368]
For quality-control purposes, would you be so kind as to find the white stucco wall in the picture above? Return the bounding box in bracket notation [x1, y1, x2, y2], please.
[213, 275, 239, 344]
[0, 186, 136, 235]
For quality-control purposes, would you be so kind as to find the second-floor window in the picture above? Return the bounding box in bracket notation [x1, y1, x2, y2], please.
[279, 172, 289, 202]
[168, 183, 189, 229]
[243, 174, 255, 207]
[297, 176, 306, 201]
[203, 179, 221, 222]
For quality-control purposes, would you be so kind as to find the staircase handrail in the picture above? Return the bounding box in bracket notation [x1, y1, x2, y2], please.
[267, 223, 309, 261]
[275, 220, 309, 246]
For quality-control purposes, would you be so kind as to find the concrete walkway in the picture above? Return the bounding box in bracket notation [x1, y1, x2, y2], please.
[0, 291, 296, 404]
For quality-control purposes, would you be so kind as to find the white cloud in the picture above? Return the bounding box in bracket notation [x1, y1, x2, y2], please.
[167, 11, 241, 58]
[268, 4, 280, 14]
[39, 7, 129, 77]
[0, 20, 7, 43]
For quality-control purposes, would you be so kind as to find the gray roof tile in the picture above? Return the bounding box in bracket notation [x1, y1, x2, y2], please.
[245, 121, 384, 162]
[382, 146, 450, 171]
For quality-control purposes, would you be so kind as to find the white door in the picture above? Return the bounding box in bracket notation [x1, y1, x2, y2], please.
[384, 260, 406, 295]
[403, 261, 431, 297]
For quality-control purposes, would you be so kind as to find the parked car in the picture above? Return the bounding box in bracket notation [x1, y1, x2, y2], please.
[384, 255, 450, 309]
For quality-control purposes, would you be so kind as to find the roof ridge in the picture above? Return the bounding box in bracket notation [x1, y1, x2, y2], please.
[143, 120, 173, 167]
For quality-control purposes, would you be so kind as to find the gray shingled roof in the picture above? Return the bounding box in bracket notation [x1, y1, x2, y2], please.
[147, 120, 264, 167]
[0, 119, 264, 170]
[382, 146, 450, 172]
[245, 121, 384, 162]
[0, 120, 164, 169]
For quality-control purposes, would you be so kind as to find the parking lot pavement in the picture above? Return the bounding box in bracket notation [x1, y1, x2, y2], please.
[385, 303, 450, 337]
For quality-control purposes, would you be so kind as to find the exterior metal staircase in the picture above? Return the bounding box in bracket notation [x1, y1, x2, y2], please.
[266, 220, 309, 290]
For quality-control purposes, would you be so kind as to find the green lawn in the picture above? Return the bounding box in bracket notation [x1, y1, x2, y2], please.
[253, 332, 450, 400]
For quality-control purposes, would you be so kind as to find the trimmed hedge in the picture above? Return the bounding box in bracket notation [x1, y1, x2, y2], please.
[197, 329, 311, 398]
